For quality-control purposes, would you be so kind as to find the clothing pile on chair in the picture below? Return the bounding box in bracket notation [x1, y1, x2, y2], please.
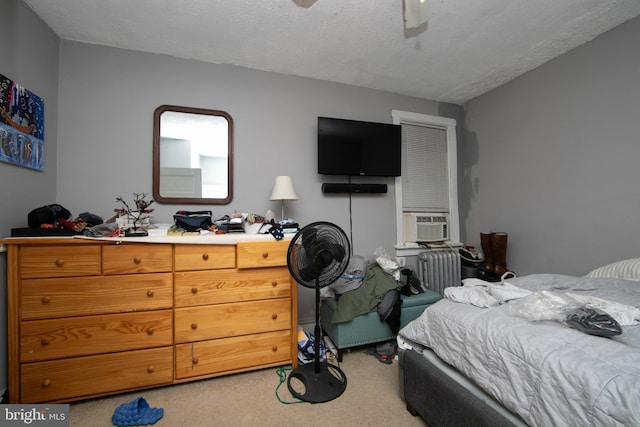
[327, 248, 424, 334]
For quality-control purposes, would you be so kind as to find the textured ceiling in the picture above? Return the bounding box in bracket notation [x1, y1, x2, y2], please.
[24, 0, 640, 105]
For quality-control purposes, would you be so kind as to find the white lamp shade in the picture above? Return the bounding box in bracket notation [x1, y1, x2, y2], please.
[270, 176, 298, 201]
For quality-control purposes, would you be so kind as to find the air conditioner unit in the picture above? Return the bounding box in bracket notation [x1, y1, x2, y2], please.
[403, 213, 448, 243]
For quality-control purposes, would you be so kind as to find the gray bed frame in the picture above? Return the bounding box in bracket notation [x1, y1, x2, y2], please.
[399, 348, 528, 427]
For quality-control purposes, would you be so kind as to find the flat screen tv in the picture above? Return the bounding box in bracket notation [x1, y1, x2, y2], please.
[317, 116, 401, 177]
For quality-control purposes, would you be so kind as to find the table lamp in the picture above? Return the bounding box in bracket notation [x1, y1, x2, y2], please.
[270, 176, 298, 222]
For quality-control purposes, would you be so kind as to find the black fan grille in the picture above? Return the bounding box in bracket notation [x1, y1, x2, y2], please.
[287, 222, 350, 288]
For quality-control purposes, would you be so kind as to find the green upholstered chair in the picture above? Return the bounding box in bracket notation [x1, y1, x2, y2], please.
[321, 290, 441, 361]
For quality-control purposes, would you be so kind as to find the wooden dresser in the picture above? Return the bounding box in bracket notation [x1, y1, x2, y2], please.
[2, 236, 298, 403]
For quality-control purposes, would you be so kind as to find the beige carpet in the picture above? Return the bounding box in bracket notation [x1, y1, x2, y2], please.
[69, 347, 427, 426]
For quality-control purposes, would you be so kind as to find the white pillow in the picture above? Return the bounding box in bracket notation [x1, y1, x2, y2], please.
[585, 258, 640, 280]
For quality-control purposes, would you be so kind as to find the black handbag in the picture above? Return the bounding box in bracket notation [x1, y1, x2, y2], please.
[173, 210, 213, 231]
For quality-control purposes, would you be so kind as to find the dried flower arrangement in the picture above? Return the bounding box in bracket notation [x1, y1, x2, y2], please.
[115, 192, 155, 236]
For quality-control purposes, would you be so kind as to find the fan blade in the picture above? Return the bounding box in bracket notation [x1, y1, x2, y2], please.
[314, 247, 334, 269]
[404, 0, 428, 29]
[300, 242, 344, 280]
[301, 226, 318, 251]
[404, 0, 428, 38]
[299, 263, 322, 282]
[292, 0, 317, 8]
[328, 243, 345, 262]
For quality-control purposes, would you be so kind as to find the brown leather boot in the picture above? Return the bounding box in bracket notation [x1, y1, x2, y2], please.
[491, 232, 510, 276]
[480, 232, 494, 272]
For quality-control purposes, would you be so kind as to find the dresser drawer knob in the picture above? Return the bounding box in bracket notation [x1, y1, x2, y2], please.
[271, 280, 277, 287]
[192, 357, 199, 364]
[41, 379, 51, 388]
[41, 296, 51, 304]
[147, 328, 154, 335]
[271, 313, 278, 320]
[262, 251, 269, 259]
[133, 256, 142, 264]
[41, 338, 49, 346]
[145, 290, 154, 298]
[191, 287, 198, 294]
[272, 345, 278, 352]
[147, 366, 155, 373]
[191, 323, 198, 330]
[202, 253, 209, 261]
[55, 259, 64, 267]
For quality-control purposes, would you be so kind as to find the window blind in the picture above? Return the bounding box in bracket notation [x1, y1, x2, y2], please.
[401, 123, 449, 212]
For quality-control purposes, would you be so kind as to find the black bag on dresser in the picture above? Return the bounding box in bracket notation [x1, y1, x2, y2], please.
[27, 204, 72, 228]
[173, 210, 213, 231]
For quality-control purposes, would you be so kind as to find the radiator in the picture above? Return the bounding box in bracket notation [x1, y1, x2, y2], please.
[418, 250, 461, 295]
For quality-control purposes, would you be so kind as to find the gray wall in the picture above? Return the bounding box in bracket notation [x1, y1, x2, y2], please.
[54, 41, 461, 323]
[0, 0, 59, 397]
[463, 15, 640, 276]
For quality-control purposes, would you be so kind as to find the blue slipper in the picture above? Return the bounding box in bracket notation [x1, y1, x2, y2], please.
[112, 397, 163, 426]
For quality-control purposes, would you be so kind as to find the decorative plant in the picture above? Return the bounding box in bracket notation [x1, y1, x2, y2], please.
[115, 192, 155, 231]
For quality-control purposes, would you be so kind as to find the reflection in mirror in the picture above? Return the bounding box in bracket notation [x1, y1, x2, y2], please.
[153, 105, 233, 204]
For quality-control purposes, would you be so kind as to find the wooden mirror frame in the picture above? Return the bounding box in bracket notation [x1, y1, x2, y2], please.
[153, 105, 233, 204]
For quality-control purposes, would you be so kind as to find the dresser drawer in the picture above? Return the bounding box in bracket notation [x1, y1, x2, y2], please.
[174, 298, 291, 343]
[102, 244, 172, 275]
[174, 245, 236, 271]
[20, 245, 101, 279]
[236, 241, 289, 269]
[20, 347, 173, 403]
[174, 267, 291, 307]
[21, 310, 173, 362]
[175, 330, 292, 379]
[21, 273, 173, 320]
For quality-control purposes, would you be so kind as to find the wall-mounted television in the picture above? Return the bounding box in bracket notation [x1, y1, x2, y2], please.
[317, 116, 401, 177]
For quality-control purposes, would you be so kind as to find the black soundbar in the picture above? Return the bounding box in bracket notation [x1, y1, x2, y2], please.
[321, 183, 388, 194]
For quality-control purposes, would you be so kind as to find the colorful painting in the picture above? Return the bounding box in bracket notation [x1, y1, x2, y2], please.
[0, 73, 45, 171]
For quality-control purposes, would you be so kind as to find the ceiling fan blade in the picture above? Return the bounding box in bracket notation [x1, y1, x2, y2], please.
[404, 0, 428, 38]
[292, 0, 318, 8]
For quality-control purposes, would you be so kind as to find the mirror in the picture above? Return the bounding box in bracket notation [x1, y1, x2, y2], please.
[153, 105, 233, 204]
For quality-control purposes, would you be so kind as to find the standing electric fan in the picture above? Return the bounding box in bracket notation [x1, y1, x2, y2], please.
[286, 221, 350, 403]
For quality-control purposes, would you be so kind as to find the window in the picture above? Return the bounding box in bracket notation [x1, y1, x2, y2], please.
[391, 110, 459, 249]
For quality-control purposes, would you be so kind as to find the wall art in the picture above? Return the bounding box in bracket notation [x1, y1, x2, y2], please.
[0, 73, 45, 171]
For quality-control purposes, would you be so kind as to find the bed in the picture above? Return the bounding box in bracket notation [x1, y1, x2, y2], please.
[397, 260, 640, 427]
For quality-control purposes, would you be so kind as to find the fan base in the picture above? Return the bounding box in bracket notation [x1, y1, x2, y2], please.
[287, 361, 347, 403]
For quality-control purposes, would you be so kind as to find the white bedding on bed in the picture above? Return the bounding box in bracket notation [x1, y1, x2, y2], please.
[399, 274, 640, 427]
